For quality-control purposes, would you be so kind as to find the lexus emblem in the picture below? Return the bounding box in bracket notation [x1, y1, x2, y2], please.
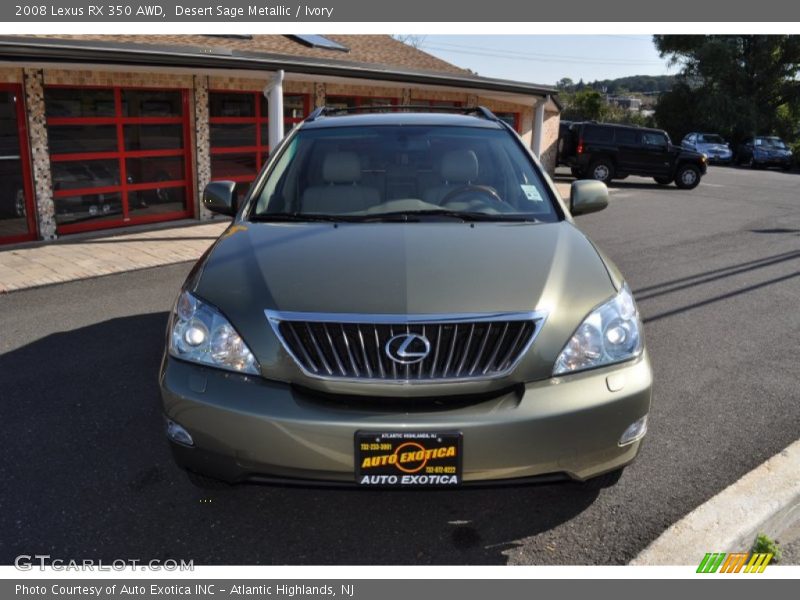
[385, 333, 431, 364]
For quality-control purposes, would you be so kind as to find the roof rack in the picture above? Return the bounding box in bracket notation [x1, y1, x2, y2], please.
[304, 104, 500, 123]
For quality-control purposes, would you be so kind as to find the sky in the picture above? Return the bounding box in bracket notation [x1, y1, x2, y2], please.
[418, 35, 676, 86]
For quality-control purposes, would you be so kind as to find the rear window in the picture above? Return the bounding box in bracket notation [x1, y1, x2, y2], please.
[250, 125, 560, 223]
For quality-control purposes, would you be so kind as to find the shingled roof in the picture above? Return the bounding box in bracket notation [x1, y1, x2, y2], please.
[30, 34, 473, 77]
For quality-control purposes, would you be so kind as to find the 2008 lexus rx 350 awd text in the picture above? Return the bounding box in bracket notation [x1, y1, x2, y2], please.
[159, 107, 652, 489]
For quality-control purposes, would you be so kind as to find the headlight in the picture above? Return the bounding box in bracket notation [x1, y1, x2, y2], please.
[553, 283, 643, 375]
[169, 291, 259, 375]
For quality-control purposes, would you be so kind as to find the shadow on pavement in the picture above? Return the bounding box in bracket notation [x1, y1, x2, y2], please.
[0, 313, 599, 565]
[633, 249, 800, 301]
[750, 228, 800, 235]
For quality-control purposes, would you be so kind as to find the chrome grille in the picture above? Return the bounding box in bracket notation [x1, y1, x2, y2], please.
[266, 311, 545, 382]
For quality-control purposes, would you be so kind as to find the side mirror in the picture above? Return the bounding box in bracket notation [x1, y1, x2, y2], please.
[570, 180, 609, 216]
[203, 181, 238, 216]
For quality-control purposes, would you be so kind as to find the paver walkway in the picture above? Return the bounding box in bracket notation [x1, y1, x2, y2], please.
[0, 221, 229, 293]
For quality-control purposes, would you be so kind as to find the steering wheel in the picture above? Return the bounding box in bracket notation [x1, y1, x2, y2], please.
[440, 184, 508, 208]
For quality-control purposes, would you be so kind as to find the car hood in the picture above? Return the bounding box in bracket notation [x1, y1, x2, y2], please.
[676, 146, 705, 159]
[190, 220, 619, 393]
[756, 146, 791, 155]
[698, 143, 730, 153]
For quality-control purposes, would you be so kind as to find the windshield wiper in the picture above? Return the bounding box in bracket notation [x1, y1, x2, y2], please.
[250, 210, 538, 223]
[357, 209, 538, 223]
[249, 212, 358, 223]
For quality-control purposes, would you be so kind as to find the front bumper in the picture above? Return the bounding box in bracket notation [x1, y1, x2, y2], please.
[159, 353, 652, 485]
[707, 154, 733, 164]
[753, 155, 793, 167]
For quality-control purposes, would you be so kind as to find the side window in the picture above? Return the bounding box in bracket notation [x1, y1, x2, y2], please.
[688, 134, 696, 142]
[615, 129, 637, 145]
[754, 138, 763, 146]
[583, 126, 614, 143]
[642, 132, 667, 146]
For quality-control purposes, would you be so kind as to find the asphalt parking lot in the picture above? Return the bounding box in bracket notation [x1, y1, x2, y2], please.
[1, 165, 798, 565]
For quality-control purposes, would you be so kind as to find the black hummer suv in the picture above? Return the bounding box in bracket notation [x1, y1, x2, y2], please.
[563, 122, 707, 189]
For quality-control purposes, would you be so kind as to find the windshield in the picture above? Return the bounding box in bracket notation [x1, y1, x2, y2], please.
[250, 125, 560, 223]
[698, 134, 725, 144]
[756, 137, 787, 149]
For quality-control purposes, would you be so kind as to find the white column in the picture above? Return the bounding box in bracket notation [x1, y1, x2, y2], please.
[264, 70, 284, 151]
[532, 95, 549, 159]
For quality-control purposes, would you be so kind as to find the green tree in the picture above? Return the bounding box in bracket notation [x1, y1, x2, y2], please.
[556, 77, 574, 91]
[562, 89, 605, 121]
[653, 35, 800, 145]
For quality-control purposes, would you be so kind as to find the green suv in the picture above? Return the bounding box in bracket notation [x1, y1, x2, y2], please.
[160, 107, 652, 489]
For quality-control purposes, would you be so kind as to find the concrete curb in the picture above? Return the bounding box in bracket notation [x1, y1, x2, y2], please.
[631, 439, 800, 564]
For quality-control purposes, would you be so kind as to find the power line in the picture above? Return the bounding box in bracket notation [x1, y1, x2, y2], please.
[421, 44, 665, 66]
[423, 39, 659, 62]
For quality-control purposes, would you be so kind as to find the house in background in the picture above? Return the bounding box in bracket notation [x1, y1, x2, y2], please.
[607, 96, 642, 111]
[0, 34, 561, 245]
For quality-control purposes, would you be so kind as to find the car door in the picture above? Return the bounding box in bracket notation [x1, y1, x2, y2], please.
[614, 127, 641, 173]
[638, 131, 672, 176]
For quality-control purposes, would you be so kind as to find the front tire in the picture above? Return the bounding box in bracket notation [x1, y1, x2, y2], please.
[675, 164, 701, 189]
[589, 159, 614, 184]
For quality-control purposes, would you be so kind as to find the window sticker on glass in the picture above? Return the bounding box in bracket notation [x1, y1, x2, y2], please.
[521, 184, 543, 201]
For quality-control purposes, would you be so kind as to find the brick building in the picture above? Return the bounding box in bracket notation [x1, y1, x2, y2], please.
[0, 35, 560, 245]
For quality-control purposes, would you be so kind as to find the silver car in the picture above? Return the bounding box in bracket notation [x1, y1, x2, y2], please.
[681, 132, 733, 164]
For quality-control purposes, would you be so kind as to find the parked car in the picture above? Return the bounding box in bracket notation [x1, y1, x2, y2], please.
[160, 107, 652, 490]
[51, 162, 121, 223]
[681, 132, 733, 164]
[563, 122, 707, 189]
[736, 136, 793, 170]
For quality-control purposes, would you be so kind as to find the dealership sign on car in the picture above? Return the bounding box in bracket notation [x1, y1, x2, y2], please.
[355, 432, 463, 486]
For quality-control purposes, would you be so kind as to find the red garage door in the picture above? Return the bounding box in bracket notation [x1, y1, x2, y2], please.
[45, 86, 194, 235]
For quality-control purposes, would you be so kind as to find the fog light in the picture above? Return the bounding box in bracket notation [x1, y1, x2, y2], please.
[166, 419, 194, 447]
[618, 415, 648, 446]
